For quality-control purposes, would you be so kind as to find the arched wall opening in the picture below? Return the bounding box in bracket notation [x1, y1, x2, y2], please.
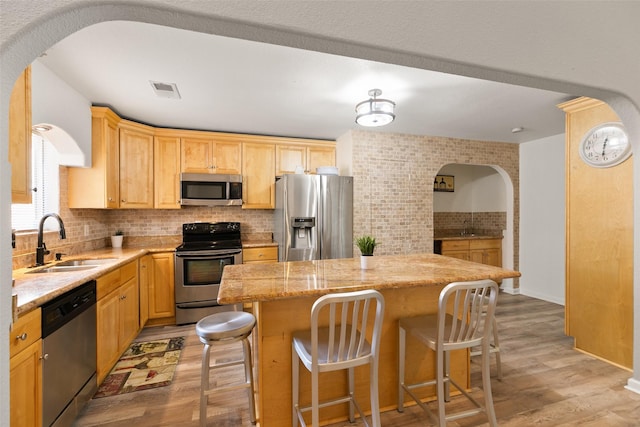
[433, 163, 516, 293]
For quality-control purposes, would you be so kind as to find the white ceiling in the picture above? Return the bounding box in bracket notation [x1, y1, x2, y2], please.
[38, 20, 573, 143]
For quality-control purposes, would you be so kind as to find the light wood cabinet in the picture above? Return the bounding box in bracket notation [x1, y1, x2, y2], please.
[68, 106, 335, 210]
[307, 145, 336, 174]
[243, 246, 278, 264]
[559, 97, 633, 369]
[140, 252, 175, 326]
[441, 240, 470, 261]
[275, 144, 336, 175]
[469, 239, 502, 267]
[69, 108, 154, 209]
[181, 137, 241, 174]
[96, 260, 139, 383]
[119, 123, 154, 209]
[9, 66, 32, 204]
[68, 107, 120, 208]
[154, 136, 181, 209]
[10, 308, 42, 427]
[242, 142, 276, 209]
[441, 238, 502, 268]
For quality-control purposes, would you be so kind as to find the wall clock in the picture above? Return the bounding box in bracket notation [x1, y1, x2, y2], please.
[579, 122, 632, 168]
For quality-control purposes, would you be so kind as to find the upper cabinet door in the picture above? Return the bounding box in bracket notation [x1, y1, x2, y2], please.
[119, 125, 154, 209]
[68, 106, 121, 208]
[212, 139, 242, 175]
[181, 137, 241, 174]
[9, 66, 32, 204]
[154, 136, 181, 209]
[275, 144, 306, 176]
[180, 137, 213, 174]
[307, 146, 336, 174]
[242, 142, 275, 209]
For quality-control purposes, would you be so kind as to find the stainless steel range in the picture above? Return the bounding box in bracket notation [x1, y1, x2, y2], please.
[174, 222, 242, 325]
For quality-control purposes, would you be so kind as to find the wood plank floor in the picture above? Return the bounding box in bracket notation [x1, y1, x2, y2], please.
[73, 293, 640, 426]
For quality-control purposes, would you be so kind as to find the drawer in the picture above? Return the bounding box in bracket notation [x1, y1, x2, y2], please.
[97, 268, 121, 300]
[243, 246, 278, 263]
[441, 240, 470, 251]
[120, 259, 138, 283]
[469, 239, 502, 250]
[10, 308, 41, 358]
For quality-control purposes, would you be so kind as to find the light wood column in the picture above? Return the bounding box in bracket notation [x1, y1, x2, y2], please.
[559, 97, 633, 369]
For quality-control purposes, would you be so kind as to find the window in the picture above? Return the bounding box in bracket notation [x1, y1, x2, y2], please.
[11, 133, 60, 231]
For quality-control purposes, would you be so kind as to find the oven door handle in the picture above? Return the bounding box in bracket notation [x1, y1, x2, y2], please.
[176, 301, 222, 309]
[175, 252, 241, 260]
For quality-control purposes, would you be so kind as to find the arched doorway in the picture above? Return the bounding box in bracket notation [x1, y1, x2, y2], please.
[433, 163, 516, 293]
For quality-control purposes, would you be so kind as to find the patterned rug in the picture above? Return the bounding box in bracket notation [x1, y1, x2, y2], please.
[94, 337, 185, 398]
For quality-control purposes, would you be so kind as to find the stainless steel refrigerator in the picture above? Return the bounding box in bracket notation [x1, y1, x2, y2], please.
[274, 174, 353, 261]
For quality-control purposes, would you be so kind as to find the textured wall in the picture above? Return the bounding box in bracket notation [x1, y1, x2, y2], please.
[349, 130, 519, 272]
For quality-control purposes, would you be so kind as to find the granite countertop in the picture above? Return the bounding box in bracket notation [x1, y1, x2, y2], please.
[11, 246, 175, 317]
[434, 229, 504, 241]
[242, 240, 278, 249]
[435, 234, 504, 241]
[218, 253, 520, 304]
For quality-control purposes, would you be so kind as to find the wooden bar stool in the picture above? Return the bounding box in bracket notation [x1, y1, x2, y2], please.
[196, 311, 257, 426]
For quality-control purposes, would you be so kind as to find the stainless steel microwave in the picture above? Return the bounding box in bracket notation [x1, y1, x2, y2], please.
[180, 173, 243, 206]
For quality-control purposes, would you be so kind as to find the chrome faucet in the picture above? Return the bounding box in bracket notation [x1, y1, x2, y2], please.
[36, 213, 66, 266]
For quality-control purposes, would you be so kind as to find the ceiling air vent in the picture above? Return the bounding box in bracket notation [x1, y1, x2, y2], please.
[149, 81, 181, 99]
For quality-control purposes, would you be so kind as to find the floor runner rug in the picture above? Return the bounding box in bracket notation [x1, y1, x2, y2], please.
[94, 336, 185, 398]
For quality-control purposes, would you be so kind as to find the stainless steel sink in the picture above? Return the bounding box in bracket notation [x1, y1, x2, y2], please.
[27, 265, 98, 274]
[55, 258, 118, 267]
[26, 258, 117, 274]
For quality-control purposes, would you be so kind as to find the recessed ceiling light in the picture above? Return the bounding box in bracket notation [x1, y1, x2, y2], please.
[150, 81, 181, 99]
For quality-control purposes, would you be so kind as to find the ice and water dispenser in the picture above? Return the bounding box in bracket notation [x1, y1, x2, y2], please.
[291, 217, 315, 250]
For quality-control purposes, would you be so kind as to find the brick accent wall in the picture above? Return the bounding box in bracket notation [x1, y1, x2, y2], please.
[349, 130, 519, 275]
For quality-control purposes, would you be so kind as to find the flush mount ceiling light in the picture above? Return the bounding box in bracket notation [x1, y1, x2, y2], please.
[33, 124, 53, 132]
[355, 88, 396, 127]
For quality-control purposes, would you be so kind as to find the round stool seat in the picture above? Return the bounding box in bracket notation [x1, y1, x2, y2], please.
[196, 311, 256, 342]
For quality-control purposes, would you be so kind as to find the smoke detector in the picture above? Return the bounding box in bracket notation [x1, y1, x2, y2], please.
[149, 81, 181, 99]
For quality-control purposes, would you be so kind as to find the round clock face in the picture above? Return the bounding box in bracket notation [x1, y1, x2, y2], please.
[579, 122, 632, 168]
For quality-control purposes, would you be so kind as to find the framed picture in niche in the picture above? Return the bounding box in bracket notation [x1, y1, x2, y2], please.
[434, 175, 454, 192]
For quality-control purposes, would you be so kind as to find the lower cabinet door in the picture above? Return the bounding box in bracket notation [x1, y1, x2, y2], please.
[96, 290, 120, 384]
[10, 339, 42, 427]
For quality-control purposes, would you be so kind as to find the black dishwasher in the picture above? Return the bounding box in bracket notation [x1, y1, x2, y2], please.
[41, 280, 97, 427]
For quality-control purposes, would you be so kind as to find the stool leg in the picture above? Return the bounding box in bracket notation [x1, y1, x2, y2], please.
[397, 325, 406, 412]
[492, 317, 502, 380]
[242, 337, 257, 424]
[348, 367, 355, 422]
[200, 343, 211, 427]
[292, 344, 300, 427]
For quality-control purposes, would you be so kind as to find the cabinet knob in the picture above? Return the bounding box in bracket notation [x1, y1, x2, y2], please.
[121, 295, 127, 300]
[16, 332, 27, 341]
[121, 199, 126, 203]
[108, 197, 114, 202]
[40, 353, 49, 361]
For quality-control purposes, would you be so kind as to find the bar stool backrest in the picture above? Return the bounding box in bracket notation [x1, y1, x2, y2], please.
[438, 280, 499, 352]
[310, 289, 385, 370]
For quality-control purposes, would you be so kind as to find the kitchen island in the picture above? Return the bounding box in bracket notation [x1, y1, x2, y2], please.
[219, 253, 520, 426]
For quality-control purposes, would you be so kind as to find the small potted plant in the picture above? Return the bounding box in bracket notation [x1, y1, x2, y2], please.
[356, 235, 378, 269]
[111, 230, 124, 248]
